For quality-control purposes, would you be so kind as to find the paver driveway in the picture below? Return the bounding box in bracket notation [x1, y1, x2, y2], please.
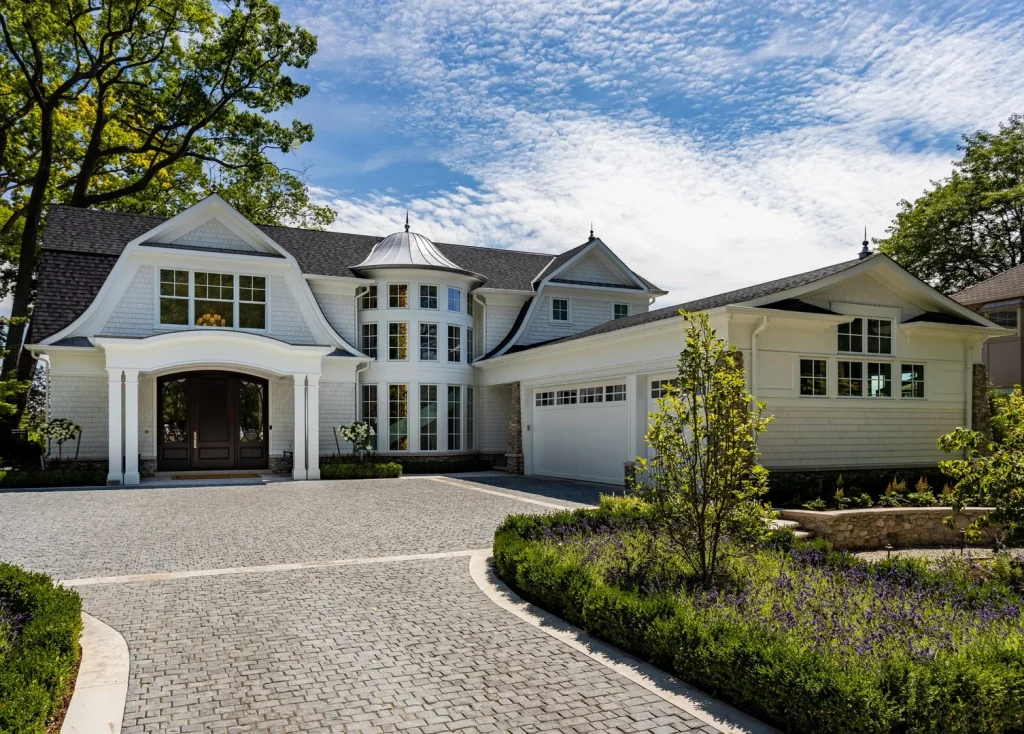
[0, 475, 723, 733]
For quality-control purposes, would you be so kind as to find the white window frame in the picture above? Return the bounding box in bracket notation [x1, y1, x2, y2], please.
[447, 324, 461, 363]
[551, 297, 570, 323]
[387, 383, 409, 452]
[447, 287, 462, 313]
[580, 386, 604, 404]
[447, 385, 462, 451]
[419, 322, 438, 361]
[836, 359, 864, 398]
[535, 391, 555, 407]
[156, 268, 269, 333]
[605, 384, 626, 402]
[360, 384, 379, 450]
[838, 316, 893, 356]
[466, 327, 475, 363]
[361, 323, 378, 360]
[799, 358, 828, 398]
[901, 363, 926, 399]
[984, 309, 1019, 332]
[613, 303, 630, 319]
[866, 361, 894, 399]
[419, 384, 438, 452]
[466, 386, 475, 451]
[388, 322, 409, 361]
[556, 389, 577, 405]
[419, 284, 438, 310]
[157, 268, 190, 327]
[359, 284, 378, 310]
[388, 283, 409, 309]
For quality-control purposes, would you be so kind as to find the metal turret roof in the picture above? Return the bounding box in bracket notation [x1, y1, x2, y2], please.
[352, 228, 477, 277]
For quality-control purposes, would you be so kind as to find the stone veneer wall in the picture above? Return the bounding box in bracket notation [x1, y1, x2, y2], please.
[506, 381, 523, 475]
[972, 363, 993, 444]
[777, 507, 998, 550]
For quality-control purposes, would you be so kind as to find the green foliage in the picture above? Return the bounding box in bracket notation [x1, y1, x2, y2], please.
[938, 387, 1024, 543]
[767, 467, 949, 507]
[0, 468, 106, 488]
[877, 114, 1024, 292]
[0, 563, 82, 734]
[39, 418, 80, 460]
[335, 421, 375, 455]
[320, 462, 402, 480]
[494, 505, 1024, 733]
[324, 455, 493, 474]
[631, 310, 773, 586]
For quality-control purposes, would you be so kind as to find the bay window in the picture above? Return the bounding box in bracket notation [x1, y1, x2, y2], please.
[388, 384, 409, 451]
[420, 384, 438, 451]
[388, 322, 408, 360]
[420, 323, 438, 361]
[448, 386, 461, 450]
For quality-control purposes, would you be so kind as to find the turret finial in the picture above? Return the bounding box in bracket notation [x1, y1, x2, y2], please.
[405, 210, 410, 233]
[859, 227, 871, 260]
[588, 222, 595, 243]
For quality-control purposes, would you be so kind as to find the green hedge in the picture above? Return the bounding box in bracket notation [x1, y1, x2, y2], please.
[320, 462, 402, 480]
[493, 507, 1024, 733]
[325, 455, 492, 474]
[767, 467, 949, 507]
[0, 564, 82, 733]
[0, 469, 107, 489]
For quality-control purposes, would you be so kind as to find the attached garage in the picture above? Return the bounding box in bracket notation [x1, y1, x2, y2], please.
[531, 382, 630, 485]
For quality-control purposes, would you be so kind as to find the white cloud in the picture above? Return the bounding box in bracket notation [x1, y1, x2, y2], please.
[283, 0, 1024, 302]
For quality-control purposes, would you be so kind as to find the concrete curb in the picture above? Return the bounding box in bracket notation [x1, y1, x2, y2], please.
[60, 613, 129, 734]
[469, 552, 777, 734]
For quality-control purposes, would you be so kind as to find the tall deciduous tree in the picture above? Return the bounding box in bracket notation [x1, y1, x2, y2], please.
[877, 114, 1024, 294]
[631, 310, 773, 586]
[0, 0, 333, 414]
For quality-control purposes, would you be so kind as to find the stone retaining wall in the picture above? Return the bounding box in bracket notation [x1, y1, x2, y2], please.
[777, 507, 998, 550]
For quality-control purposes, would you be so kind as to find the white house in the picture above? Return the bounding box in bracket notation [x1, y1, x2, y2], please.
[28, 196, 1009, 486]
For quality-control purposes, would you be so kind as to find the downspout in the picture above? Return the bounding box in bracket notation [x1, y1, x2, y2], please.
[750, 316, 770, 405]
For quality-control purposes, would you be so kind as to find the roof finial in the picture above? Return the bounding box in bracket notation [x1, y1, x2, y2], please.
[405, 210, 410, 233]
[859, 226, 871, 260]
[588, 222, 595, 243]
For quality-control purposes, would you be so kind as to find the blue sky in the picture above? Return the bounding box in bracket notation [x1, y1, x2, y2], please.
[271, 0, 1024, 302]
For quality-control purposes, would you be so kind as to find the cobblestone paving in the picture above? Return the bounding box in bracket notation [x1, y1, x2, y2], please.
[0, 477, 720, 732]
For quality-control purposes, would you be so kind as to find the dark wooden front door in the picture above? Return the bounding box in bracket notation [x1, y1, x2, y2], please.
[157, 372, 268, 472]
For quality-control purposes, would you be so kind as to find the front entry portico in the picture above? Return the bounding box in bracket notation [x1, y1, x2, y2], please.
[95, 331, 336, 485]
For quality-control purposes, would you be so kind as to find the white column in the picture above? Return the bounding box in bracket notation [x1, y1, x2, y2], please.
[106, 369, 123, 485]
[123, 370, 141, 485]
[292, 375, 307, 480]
[306, 375, 320, 481]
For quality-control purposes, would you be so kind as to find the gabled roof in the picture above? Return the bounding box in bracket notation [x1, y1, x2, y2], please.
[952, 263, 1024, 306]
[32, 206, 654, 342]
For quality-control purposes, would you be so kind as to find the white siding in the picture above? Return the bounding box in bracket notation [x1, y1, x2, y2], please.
[139, 374, 156, 459]
[319, 381, 356, 457]
[270, 378, 293, 456]
[311, 289, 357, 345]
[560, 253, 631, 286]
[478, 384, 511, 453]
[48, 374, 107, 460]
[170, 219, 256, 252]
[484, 304, 522, 353]
[804, 273, 926, 319]
[269, 275, 317, 344]
[521, 295, 627, 345]
[103, 265, 155, 336]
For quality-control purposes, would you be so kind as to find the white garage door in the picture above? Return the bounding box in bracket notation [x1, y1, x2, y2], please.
[532, 382, 629, 485]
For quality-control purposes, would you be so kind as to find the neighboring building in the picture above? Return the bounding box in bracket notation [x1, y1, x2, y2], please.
[29, 195, 1009, 486]
[952, 265, 1024, 392]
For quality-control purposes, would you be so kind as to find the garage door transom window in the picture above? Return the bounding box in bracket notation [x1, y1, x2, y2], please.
[536, 391, 555, 406]
[605, 384, 626, 401]
[580, 386, 603, 403]
[651, 379, 677, 398]
[556, 389, 577, 405]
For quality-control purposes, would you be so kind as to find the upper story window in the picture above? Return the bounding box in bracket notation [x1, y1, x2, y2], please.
[838, 317, 892, 355]
[420, 285, 437, 309]
[447, 325, 461, 362]
[361, 323, 378, 360]
[420, 323, 438, 361]
[388, 322, 408, 360]
[467, 296, 474, 317]
[986, 310, 1018, 329]
[613, 303, 630, 319]
[389, 283, 408, 308]
[447, 287, 461, 312]
[160, 269, 266, 331]
[467, 327, 474, 363]
[552, 298, 569, 322]
[359, 285, 377, 310]
[159, 269, 189, 325]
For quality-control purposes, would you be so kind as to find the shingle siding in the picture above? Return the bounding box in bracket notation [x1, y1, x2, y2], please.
[102, 265, 155, 336]
[311, 289, 358, 345]
[270, 379, 294, 456]
[319, 381, 356, 456]
[520, 295, 626, 345]
[485, 304, 523, 353]
[560, 255, 631, 286]
[48, 374, 108, 460]
[269, 276, 317, 345]
[169, 219, 256, 252]
[478, 384, 511, 453]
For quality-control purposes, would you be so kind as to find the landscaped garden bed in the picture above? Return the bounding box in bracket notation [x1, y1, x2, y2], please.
[0, 563, 82, 733]
[320, 461, 402, 480]
[494, 498, 1024, 733]
[0, 467, 107, 489]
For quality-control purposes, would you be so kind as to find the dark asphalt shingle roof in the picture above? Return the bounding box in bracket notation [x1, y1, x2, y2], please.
[33, 206, 648, 341]
[486, 257, 866, 357]
[902, 311, 980, 326]
[952, 263, 1024, 306]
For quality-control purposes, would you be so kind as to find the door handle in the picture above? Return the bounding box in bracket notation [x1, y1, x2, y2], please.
[193, 431, 197, 449]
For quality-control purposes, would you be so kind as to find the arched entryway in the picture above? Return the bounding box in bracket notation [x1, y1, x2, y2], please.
[157, 371, 269, 472]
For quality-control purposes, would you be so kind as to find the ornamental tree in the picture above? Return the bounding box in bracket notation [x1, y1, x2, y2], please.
[337, 421, 375, 459]
[938, 387, 1024, 544]
[40, 417, 80, 460]
[631, 310, 774, 586]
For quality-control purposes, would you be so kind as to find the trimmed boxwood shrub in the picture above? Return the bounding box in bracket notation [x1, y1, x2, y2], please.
[493, 503, 1024, 733]
[320, 462, 402, 480]
[325, 455, 492, 474]
[0, 563, 82, 733]
[0, 468, 107, 489]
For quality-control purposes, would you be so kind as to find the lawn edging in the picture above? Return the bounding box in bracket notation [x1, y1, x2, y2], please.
[59, 613, 128, 734]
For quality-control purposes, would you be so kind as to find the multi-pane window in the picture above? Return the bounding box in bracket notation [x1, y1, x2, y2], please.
[388, 322, 409, 360]
[388, 384, 408, 450]
[238, 276, 266, 329]
[800, 359, 827, 396]
[420, 323, 438, 361]
[448, 386, 461, 450]
[389, 283, 408, 308]
[536, 391, 555, 406]
[552, 298, 569, 321]
[194, 272, 234, 328]
[361, 323, 378, 359]
[447, 287, 461, 312]
[556, 389, 577, 405]
[901, 364, 925, 399]
[467, 328, 475, 363]
[867, 319, 892, 355]
[838, 319, 863, 352]
[467, 296, 474, 317]
[420, 285, 437, 309]
[651, 379, 675, 399]
[867, 362, 892, 398]
[605, 384, 626, 402]
[466, 386, 475, 450]
[613, 303, 629, 319]
[361, 385, 378, 450]
[419, 384, 438, 451]
[448, 325, 461, 362]
[837, 360, 864, 397]
[986, 310, 1018, 329]
[580, 386, 603, 403]
[159, 269, 189, 325]
[360, 285, 378, 310]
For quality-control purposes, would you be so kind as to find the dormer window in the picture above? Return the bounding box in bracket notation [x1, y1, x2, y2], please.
[159, 269, 265, 331]
[552, 298, 569, 322]
[838, 317, 892, 355]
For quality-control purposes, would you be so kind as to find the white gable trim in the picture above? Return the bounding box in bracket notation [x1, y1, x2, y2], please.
[538, 240, 650, 291]
[39, 195, 362, 356]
